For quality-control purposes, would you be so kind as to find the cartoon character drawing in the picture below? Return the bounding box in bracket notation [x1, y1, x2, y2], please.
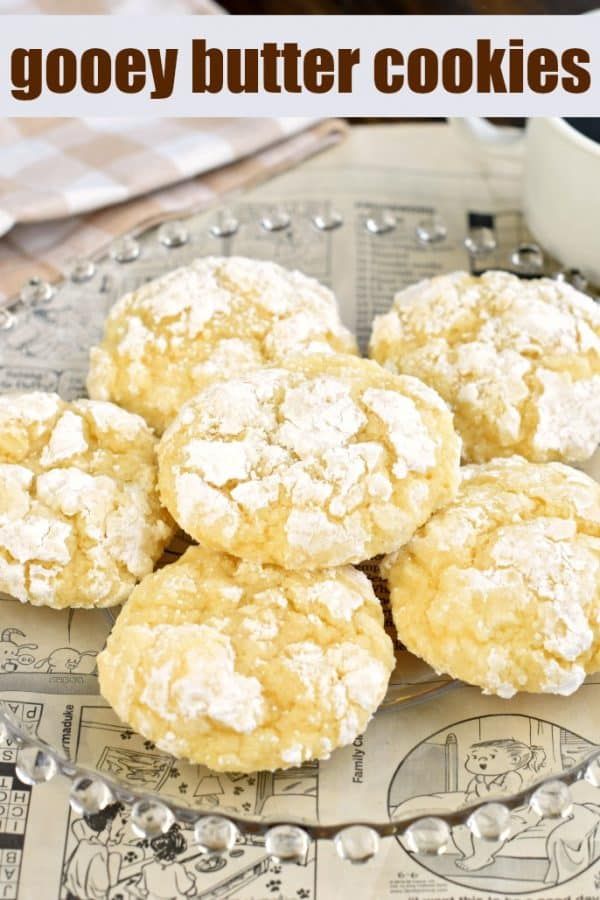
[127, 824, 196, 899]
[0, 628, 37, 672]
[63, 802, 126, 900]
[462, 739, 547, 803]
[389, 715, 600, 892]
[454, 738, 547, 871]
[34, 647, 97, 674]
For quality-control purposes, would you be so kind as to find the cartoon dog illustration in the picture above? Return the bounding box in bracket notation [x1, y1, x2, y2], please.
[34, 647, 97, 674]
[0, 628, 37, 672]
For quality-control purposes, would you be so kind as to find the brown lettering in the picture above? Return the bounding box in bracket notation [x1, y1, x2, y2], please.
[477, 39, 507, 93]
[407, 48, 437, 93]
[442, 48, 472, 93]
[508, 38, 524, 92]
[80, 49, 111, 93]
[115, 49, 146, 93]
[10, 48, 42, 100]
[281, 43, 302, 92]
[304, 49, 335, 93]
[561, 47, 591, 93]
[373, 48, 404, 93]
[528, 48, 558, 93]
[261, 43, 279, 93]
[338, 48, 360, 92]
[192, 39, 223, 93]
[148, 48, 177, 99]
[46, 48, 76, 94]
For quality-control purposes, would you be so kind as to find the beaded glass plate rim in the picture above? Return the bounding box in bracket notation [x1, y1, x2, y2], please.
[2, 706, 600, 860]
[0, 199, 596, 316]
[0, 204, 598, 857]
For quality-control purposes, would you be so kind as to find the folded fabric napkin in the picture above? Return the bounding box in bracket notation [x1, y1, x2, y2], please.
[0, 117, 347, 303]
[0, 0, 348, 303]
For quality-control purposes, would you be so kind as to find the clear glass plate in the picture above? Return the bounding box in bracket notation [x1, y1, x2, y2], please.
[1, 203, 599, 873]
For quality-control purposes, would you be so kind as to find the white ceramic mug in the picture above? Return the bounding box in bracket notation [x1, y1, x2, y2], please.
[452, 117, 600, 286]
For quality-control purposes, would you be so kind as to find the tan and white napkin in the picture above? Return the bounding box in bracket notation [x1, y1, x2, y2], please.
[0, 0, 348, 302]
[0, 117, 347, 303]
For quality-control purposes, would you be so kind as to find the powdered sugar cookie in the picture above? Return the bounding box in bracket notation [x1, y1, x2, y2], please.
[157, 354, 461, 569]
[87, 256, 357, 433]
[386, 457, 600, 698]
[98, 545, 394, 772]
[0, 392, 174, 609]
[369, 270, 600, 464]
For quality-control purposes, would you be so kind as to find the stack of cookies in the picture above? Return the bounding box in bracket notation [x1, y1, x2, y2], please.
[90, 257, 460, 772]
[370, 270, 600, 700]
[1, 258, 599, 774]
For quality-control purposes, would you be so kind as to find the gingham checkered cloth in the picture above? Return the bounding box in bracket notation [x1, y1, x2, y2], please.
[0, 117, 347, 303]
[0, 0, 348, 303]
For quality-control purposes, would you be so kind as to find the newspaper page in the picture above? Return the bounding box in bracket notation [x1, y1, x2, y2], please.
[2, 122, 600, 900]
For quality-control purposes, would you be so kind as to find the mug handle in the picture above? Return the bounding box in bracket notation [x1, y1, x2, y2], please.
[448, 117, 525, 155]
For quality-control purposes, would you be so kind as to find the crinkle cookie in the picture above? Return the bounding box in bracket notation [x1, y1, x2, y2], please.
[386, 456, 600, 698]
[369, 270, 600, 464]
[98, 545, 394, 772]
[0, 392, 174, 609]
[87, 256, 357, 433]
[157, 354, 461, 569]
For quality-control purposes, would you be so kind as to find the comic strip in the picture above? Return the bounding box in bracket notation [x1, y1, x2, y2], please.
[60, 705, 317, 900]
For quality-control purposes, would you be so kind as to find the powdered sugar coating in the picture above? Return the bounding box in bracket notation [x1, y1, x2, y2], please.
[97, 546, 393, 772]
[369, 270, 600, 463]
[385, 456, 600, 697]
[158, 354, 461, 568]
[0, 392, 173, 609]
[87, 256, 357, 433]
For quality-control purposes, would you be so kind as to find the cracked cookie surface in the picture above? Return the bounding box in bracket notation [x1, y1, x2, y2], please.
[158, 354, 461, 568]
[0, 392, 174, 609]
[87, 256, 357, 433]
[369, 270, 600, 464]
[386, 456, 600, 698]
[98, 545, 394, 772]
